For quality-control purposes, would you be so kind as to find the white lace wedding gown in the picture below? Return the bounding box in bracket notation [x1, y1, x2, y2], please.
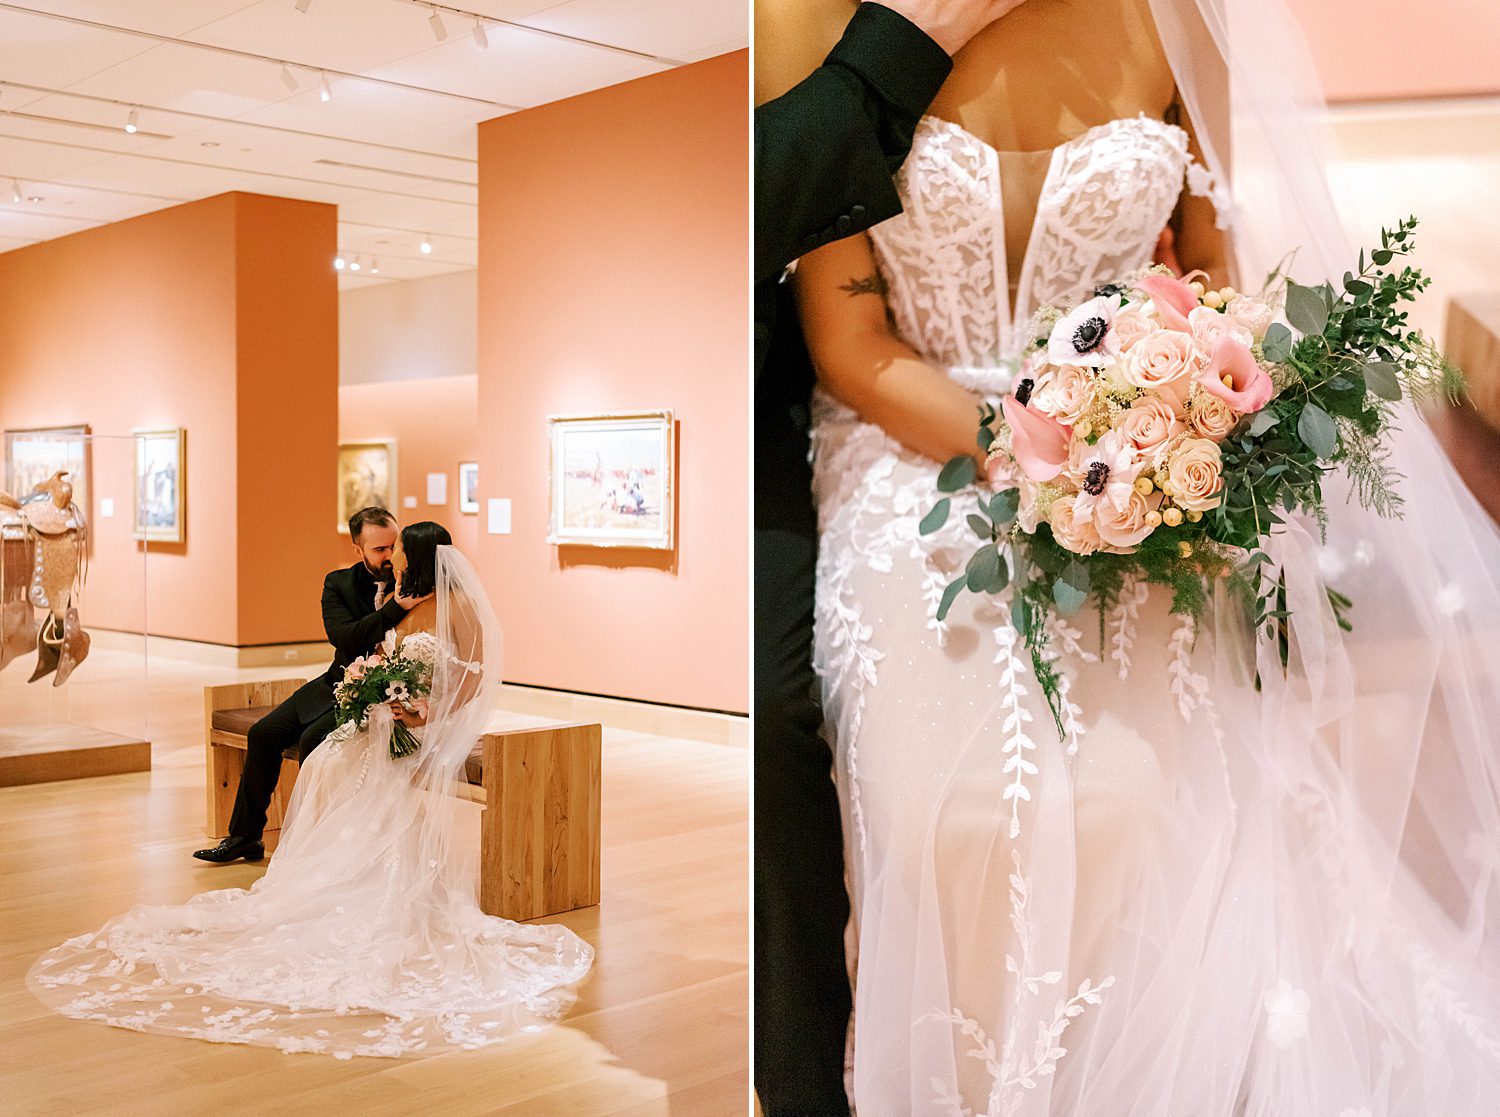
[28, 547, 593, 1058]
[812, 114, 1500, 1114]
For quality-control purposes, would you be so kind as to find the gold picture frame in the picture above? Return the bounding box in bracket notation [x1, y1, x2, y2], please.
[132, 426, 186, 543]
[458, 461, 479, 514]
[546, 410, 675, 550]
[4, 424, 91, 515]
[337, 440, 398, 533]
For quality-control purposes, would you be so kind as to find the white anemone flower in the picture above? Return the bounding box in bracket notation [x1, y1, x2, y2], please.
[1047, 295, 1122, 368]
[1070, 431, 1144, 521]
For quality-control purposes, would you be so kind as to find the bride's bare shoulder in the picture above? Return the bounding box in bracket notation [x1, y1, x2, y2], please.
[755, 0, 858, 105]
[394, 598, 438, 638]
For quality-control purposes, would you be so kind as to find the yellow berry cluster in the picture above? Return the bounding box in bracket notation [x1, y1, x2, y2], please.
[1135, 473, 1204, 533]
[1187, 280, 1238, 310]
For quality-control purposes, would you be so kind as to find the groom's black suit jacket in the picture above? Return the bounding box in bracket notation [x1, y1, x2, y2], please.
[287, 561, 410, 724]
[753, 7, 952, 1114]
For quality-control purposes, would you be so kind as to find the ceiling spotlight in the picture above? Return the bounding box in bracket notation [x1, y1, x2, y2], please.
[419, 236, 432, 254]
[26, 195, 43, 203]
[349, 256, 361, 272]
[319, 72, 332, 102]
[370, 258, 381, 275]
[472, 18, 489, 49]
[280, 64, 299, 92]
[334, 255, 346, 270]
[10, 180, 21, 204]
[295, 0, 312, 11]
[428, 7, 447, 41]
[125, 108, 139, 133]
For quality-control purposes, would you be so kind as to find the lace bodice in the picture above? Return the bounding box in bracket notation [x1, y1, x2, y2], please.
[869, 114, 1198, 388]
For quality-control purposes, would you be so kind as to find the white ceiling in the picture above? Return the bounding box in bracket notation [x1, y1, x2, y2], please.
[0, 0, 746, 289]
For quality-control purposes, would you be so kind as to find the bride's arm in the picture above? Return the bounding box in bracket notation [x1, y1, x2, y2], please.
[793, 232, 986, 466]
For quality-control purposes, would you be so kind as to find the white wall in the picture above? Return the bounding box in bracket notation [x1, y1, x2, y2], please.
[339, 269, 476, 385]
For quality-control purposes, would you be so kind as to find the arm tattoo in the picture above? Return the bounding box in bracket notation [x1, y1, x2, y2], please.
[839, 272, 888, 299]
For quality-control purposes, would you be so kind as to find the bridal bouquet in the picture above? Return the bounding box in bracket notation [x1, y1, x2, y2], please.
[922, 218, 1462, 734]
[332, 630, 439, 758]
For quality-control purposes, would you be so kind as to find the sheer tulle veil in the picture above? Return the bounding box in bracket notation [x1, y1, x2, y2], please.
[28, 545, 593, 1058]
[1160, 0, 1500, 1101]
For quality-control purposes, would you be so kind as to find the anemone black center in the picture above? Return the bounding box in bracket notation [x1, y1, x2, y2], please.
[1083, 461, 1109, 495]
[1072, 316, 1107, 354]
[1014, 377, 1035, 406]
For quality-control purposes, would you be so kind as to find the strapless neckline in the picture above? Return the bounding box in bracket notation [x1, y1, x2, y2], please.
[918, 112, 1184, 161]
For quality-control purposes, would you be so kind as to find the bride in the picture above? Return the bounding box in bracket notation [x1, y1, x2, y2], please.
[762, 0, 1500, 1112]
[28, 522, 593, 1059]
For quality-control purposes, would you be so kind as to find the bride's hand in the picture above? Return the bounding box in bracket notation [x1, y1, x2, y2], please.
[394, 588, 434, 611]
[390, 700, 429, 727]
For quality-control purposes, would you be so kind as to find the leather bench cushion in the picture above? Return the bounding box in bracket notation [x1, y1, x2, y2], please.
[213, 704, 485, 781]
[211, 706, 273, 736]
[211, 706, 297, 761]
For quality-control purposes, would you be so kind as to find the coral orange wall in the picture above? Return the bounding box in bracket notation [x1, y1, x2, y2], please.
[338, 375, 480, 558]
[1286, 0, 1500, 102]
[476, 51, 749, 713]
[0, 192, 339, 646]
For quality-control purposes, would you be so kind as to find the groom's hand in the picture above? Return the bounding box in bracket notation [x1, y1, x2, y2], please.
[394, 588, 434, 611]
[871, 0, 1030, 55]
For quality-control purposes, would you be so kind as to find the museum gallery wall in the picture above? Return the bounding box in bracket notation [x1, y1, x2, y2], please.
[0, 192, 340, 647]
[476, 49, 749, 714]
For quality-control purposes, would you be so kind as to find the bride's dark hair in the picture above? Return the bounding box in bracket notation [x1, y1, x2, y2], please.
[399, 521, 453, 598]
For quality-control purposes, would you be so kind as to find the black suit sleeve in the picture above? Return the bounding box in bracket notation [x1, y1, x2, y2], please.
[754, 2, 953, 285]
[321, 571, 407, 663]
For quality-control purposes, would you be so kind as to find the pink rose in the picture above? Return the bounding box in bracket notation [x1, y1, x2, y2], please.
[1188, 393, 1240, 442]
[1123, 331, 1201, 413]
[1048, 494, 1103, 556]
[1094, 488, 1156, 552]
[1113, 395, 1185, 456]
[1110, 307, 1157, 351]
[1032, 364, 1098, 426]
[1002, 395, 1073, 483]
[1226, 296, 1274, 340]
[1188, 305, 1253, 353]
[1196, 335, 1274, 414]
[1166, 437, 1225, 512]
[1136, 273, 1198, 332]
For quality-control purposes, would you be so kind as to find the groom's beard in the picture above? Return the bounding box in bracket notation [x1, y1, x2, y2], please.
[365, 559, 395, 587]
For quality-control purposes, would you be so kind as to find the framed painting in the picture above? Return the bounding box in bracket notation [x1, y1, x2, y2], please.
[337, 440, 398, 533]
[4, 424, 90, 514]
[458, 461, 479, 514]
[546, 410, 674, 550]
[132, 427, 185, 542]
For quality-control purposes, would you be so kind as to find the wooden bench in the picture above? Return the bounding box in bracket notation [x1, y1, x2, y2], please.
[204, 680, 601, 922]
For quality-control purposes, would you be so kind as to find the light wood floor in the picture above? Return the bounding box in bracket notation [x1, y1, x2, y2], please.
[0, 652, 749, 1116]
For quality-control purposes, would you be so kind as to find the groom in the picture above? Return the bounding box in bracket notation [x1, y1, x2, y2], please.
[755, 1, 1027, 1112]
[193, 506, 430, 863]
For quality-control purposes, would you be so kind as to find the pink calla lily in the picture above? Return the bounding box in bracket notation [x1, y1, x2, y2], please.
[1197, 335, 1275, 413]
[1002, 395, 1073, 482]
[1137, 273, 1197, 332]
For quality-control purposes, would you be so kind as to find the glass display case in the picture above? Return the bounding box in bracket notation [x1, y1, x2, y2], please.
[1, 430, 152, 785]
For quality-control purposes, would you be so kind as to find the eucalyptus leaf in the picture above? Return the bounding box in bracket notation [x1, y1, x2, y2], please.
[1053, 579, 1088, 615]
[1261, 323, 1293, 363]
[1059, 558, 1091, 594]
[937, 455, 978, 493]
[1363, 360, 1402, 401]
[936, 575, 967, 622]
[918, 498, 950, 536]
[1297, 402, 1339, 458]
[1247, 410, 1280, 437]
[1010, 593, 1029, 635]
[1286, 282, 1329, 336]
[967, 513, 992, 540]
[977, 425, 995, 451]
[990, 488, 1020, 525]
[966, 546, 1003, 594]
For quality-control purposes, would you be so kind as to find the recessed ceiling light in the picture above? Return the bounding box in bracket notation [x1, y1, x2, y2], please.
[201, 141, 220, 148]
[334, 255, 346, 270]
[26, 195, 43, 203]
[419, 236, 433, 254]
[349, 257, 362, 272]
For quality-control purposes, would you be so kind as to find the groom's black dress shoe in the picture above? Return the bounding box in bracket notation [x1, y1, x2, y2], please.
[192, 836, 265, 863]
